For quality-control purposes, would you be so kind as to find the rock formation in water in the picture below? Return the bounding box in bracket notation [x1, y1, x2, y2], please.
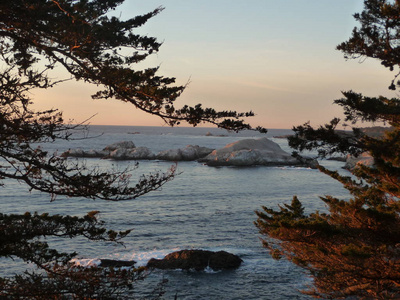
[99, 259, 136, 268]
[156, 145, 214, 161]
[62, 142, 213, 161]
[344, 152, 374, 170]
[62, 141, 154, 160]
[61, 138, 318, 168]
[146, 249, 243, 271]
[199, 137, 318, 168]
[108, 146, 155, 160]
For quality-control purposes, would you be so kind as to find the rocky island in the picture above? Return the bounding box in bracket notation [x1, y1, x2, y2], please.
[62, 137, 318, 168]
[199, 137, 318, 168]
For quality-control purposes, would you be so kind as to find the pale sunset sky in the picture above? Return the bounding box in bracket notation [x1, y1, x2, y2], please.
[33, 1, 396, 129]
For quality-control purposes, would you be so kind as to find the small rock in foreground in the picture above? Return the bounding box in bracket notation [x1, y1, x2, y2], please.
[146, 249, 243, 271]
[99, 259, 136, 268]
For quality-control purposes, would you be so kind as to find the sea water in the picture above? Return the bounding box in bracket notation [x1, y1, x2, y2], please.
[0, 126, 350, 299]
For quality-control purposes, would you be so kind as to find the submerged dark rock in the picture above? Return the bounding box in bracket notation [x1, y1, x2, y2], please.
[327, 156, 347, 162]
[146, 249, 242, 271]
[99, 259, 136, 268]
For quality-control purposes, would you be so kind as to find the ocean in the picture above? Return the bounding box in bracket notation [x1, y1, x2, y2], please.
[0, 125, 350, 299]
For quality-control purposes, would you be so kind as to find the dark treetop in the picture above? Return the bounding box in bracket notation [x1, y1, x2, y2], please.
[0, 1, 265, 299]
[256, 1, 400, 299]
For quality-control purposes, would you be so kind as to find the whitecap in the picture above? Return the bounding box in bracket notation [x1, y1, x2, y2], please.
[70, 258, 101, 267]
[71, 248, 181, 268]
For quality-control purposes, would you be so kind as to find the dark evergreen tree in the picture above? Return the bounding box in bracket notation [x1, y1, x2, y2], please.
[0, 1, 265, 298]
[256, 0, 400, 299]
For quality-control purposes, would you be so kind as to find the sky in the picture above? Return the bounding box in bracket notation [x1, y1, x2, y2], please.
[33, 0, 397, 129]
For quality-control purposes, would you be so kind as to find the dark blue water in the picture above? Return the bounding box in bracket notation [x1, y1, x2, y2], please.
[0, 126, 350, 299]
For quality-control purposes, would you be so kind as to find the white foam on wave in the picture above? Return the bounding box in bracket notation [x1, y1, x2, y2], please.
[117, 248, 181, 267]
[203, 266, 222, 274]
[70, 247, 257, 271]
[277, 166, 314, 170]
[71, 248, 181, 268]
[70, 258, 101, 267]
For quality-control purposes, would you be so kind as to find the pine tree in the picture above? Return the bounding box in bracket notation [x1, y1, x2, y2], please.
[0, 1, 265, 298]
[256, 1, 400, 299]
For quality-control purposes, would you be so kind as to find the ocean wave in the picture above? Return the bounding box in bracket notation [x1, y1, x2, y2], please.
[71, 248, 181, 268]
[276, 166, 314, 170]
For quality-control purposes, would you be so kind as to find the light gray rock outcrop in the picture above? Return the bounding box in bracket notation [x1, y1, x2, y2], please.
[61, 138, 317, 168]
[107, 146, 154, 160]
[61, 148, 108, 158]
[62, 141, 154, 160]
[199, 137, 318, 168]
[103, 141, 135, 152]
[156, 145, 214, 161]
[61, 141, 212, 161]
[344, 152, 374, 170]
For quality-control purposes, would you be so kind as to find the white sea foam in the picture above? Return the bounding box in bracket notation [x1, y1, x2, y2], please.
[118, 248, 181, 267]
[71, 248, 181, 268]
[70, 258, 101, 267]
[277, 166, 314, 170]
[70, 246, 252, 270]
[203, 266, 222, 274]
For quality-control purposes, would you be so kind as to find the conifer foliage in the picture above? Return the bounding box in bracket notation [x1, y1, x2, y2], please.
[256, 1, 400, 299]
[0, 1, 264, 298]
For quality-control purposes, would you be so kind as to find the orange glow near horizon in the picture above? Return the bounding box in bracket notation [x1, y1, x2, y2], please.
[30, 1, 396, 131]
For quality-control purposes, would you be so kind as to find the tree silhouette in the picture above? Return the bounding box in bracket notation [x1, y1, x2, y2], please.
[0, 1, 265, 298]
[256, 0, 400, 299]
